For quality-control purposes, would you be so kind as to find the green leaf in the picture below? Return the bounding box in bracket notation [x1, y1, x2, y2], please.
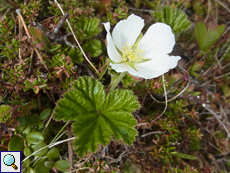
[24, 147, 32, 157]
[17, 117, 30, 132]
[42, 33, 52, 49]
[8, 135, 24, 151]
[50, 44, 61, 52]
[189, 61, 204, 73]
[53, 76, 140, 157]
[26, 131, 44, 144]
[34, 160, 50, 173]
[54, 76, 105, 121]
[218, 24, 225, 36]
[27, 167, 35, 173]
[204, 22, 220, 50]
[108, 68, 134, 87]
[152, 6, 191, 34]
[22, 125, 31, 136]
[175, 152, 197, 160]
[40, 108, 52, 120]
[47, 147, 60, 159]
[101, 89, 140, 113]
[44, 161, 55, 169]
[68, 47, 84, 64]
[83, 39, 102, 57]
[0, 105, 12, 123]
[55, 160, 70, 172]
[24, 158, 31, 167]
[195, 22, 207, 50]
[195, 22, 225, 52]
[31, 142, 48, 156]
[74, 17, 101, 40]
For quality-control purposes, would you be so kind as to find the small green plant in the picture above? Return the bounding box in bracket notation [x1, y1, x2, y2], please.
[8, 108, 70, 173]
[152, 6, 191, 34]
[195, 21, 225, 53]
[167, 165, 198, 173]
[53, 76, 140, 157]
[0, 105, 12, 123]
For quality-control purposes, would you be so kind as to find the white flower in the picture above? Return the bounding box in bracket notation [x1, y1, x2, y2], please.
[103, 14, 181, 79]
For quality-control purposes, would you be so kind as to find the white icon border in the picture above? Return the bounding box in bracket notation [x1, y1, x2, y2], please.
[0, 151, 21, 173]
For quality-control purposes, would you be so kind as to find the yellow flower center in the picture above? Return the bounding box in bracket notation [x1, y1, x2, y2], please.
[122, 43, 145, 63]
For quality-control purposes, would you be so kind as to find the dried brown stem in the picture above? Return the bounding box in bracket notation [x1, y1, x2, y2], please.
[16, 9, 49, 71]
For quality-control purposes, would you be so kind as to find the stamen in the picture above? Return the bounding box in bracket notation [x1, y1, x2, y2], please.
[122, 43, 145, 63]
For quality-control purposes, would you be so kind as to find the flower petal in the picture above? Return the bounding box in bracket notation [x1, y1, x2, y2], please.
[139, 23, 175, 56]
[134, 55, 181, 79]
[103, 22, 122, 62]
[112, 14, 144, 51]
[110, 63, 133, 73]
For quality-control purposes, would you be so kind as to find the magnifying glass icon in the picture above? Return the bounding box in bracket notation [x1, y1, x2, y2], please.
[3, 154, 18, 170]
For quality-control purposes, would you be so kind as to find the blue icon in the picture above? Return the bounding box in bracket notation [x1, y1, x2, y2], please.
[3, 154, 18, 170]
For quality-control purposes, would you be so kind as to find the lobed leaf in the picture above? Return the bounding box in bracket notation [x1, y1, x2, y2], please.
[152, 6, 191, 34]
[82, 39, 102, 57]
[0, 105, 12, 123]
[74, 17, 101, 40]
[53, 76, 140, 157]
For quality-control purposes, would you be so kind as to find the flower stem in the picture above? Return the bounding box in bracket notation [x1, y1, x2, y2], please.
[107, 72, 126, 93]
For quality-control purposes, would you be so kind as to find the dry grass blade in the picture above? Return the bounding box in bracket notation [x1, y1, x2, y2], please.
[15, 9, 49, 71]
[53, 0, 99, 75]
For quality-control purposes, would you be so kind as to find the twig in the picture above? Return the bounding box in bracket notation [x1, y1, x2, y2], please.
[214, 0, 230, 14]
[141, 131, 164, 138]
[22, 137, 76, 162]
[15, 9, 49, 71]
[151, 74, 168, 123]
[54, 13, 70, 34]
[204, 105, 230, 139]
[0, 8, 11, 22]
[149, 66, 190, 103]
[75, 154, 92, 171]
[53, 0, 99, 74]
[204, 0, 211, 22]
[18, 12, 23, 61]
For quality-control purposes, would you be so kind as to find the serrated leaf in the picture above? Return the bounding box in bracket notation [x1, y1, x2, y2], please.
[82, 39, 102, 57]
[152, 6, 191, 34]
[53, 76, 105, 121]
[101, 89, 140, 112]
[68, 47, 84, 64]
[8, 135, 24, 151]
[53, 76, 140, 157]
[75, 17, 101, 40]
[0, 105, 12, 123]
